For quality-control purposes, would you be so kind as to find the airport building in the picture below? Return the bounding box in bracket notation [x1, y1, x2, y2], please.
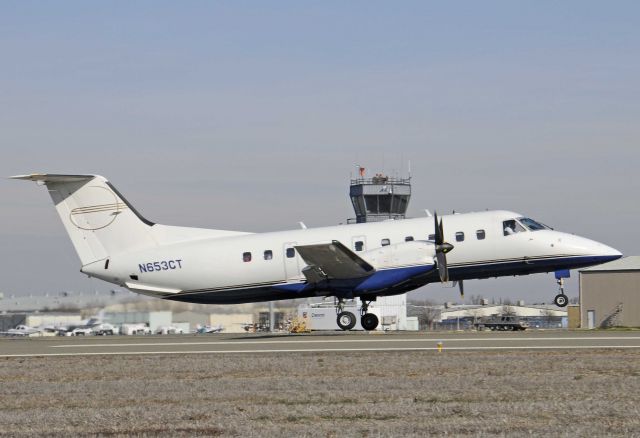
[298, 169, 414, 331]
[579, 256, 640, 328]
[348, 171, 411, 223]
[416, 303, 568, 330]
[0, 289, 135, 312]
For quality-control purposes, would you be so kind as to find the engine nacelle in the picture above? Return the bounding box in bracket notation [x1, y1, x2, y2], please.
[361, 241, 435, 269]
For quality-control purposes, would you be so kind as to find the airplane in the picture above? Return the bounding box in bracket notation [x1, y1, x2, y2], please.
[0, 324, 42, 337]
[11, 173, 622, 331]
[195, 324, 224, 334]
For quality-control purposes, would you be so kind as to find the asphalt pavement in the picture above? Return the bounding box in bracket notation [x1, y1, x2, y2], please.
[2, 330, 640, 357]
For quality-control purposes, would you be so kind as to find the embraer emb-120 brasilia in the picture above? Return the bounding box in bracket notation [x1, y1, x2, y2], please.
[12, 174, 622, 331]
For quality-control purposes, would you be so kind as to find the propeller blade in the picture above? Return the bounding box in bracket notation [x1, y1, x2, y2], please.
[459, 280, 464, 298]
[436, 252, 449, 282]
[432, 210, 454, 283]
[434, 212, 443, 245]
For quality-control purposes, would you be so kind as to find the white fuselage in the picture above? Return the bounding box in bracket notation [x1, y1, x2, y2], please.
[82, 210, 621, 304]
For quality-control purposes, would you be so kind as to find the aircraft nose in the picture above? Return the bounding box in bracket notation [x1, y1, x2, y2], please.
[562, 233, 622, 263]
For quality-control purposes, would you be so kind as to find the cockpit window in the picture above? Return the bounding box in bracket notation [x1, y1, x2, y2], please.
[518, 217, 549, 231]
[503, 219, 526, 236]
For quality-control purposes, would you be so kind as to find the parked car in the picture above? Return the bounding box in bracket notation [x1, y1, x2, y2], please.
[93, 323, 118, 336]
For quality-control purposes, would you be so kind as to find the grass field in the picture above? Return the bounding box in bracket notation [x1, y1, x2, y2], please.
[1, 350, 639, 436]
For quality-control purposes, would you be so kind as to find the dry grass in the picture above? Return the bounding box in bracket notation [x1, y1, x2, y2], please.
[1, 350, 640, 437]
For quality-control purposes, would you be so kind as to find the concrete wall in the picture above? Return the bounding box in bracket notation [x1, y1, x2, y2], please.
[105, 311, 172, 332]
[580, 271, 640, 328]
[567, 305, 580, 329]
[26, 313, 82, 328]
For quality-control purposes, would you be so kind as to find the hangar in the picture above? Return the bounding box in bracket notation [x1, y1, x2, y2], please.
[580, 256, 640, 328]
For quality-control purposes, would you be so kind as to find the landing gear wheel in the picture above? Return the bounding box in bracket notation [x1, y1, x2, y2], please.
[554, 294, 569, 307]
[361, 313, 379, 331]
[337, 311, 357, 331]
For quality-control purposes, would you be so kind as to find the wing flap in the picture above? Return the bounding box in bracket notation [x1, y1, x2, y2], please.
[295, 240, 375, 282]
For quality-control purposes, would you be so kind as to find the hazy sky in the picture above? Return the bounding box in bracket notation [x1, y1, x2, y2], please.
[1, 1, 639, 304]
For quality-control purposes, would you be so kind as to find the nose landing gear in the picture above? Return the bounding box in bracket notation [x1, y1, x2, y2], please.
[554, 277, 569, 307]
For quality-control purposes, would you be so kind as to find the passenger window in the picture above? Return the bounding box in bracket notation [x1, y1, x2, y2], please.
[243, 252, 252, 262]
[354, 241, 364, 251]
[264, 250, 273, 260]
[286, 248, 295, 258]
[405, 236, 414, 242]
[476, 230, 486, 240]
[455, 232, 465, 242]
[503, 220, 526, 236]
[381, 238, 390, 246]
[428, 234, 435, 241]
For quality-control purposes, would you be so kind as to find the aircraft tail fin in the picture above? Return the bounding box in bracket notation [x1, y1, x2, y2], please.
[11, 174, 157, 266]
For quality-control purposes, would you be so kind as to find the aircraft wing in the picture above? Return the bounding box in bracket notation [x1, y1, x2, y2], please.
[295, 240, 375, 283]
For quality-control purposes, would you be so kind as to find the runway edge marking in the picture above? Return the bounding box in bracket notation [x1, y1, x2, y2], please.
[3, 345, 640, 357]
[48, 336, 640, 348]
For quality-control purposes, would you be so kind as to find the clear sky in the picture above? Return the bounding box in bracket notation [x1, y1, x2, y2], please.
[1, 1, 639, 304]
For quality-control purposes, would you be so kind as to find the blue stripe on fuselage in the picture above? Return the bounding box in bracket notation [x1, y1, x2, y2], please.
[167, 254, 621, 305]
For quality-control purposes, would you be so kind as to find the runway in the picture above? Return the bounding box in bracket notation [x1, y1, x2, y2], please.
[2, 330, 640, 357]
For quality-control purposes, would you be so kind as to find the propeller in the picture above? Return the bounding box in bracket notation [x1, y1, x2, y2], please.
[433, 212, 454, 283]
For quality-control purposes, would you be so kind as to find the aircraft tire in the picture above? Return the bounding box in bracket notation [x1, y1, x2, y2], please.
[337, 311, 357, 331]
[554, 294, 569, 307]
[361, 313, 379, 331]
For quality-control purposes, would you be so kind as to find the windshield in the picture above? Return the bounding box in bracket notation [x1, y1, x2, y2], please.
[503, 219, 526, 236]
[518, 217, 550, 231]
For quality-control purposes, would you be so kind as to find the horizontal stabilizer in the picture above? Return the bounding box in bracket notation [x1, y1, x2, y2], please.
[295, 240, 375, 283]
[10, 173, 96, 183]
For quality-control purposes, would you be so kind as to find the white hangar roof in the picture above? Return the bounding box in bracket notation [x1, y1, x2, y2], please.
[580, 256, 640, 273]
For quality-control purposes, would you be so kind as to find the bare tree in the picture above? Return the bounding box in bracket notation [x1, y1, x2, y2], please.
[541, 308, 556, 326]
[413, 300, 441, 330]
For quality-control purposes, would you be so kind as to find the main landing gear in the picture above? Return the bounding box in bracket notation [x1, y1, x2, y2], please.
[335, 298, 379, 331]
[554, 277, 569, 308]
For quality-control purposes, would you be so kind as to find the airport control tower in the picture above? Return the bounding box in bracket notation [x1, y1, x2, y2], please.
[349, 167, 411, 223]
